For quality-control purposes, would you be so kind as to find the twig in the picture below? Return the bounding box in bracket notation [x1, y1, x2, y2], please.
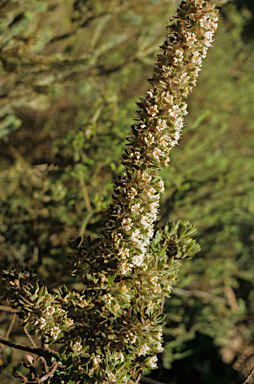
[37, 361, 59, 383]
[0, 336, 59, 360]
[0, 305, 19, 313]
[242, 365, 254, 384]
[5, 313, 16, 340]
[14, 361, 59, 383]
[135, 371, 143, 384]
[24, 324, 37, 348]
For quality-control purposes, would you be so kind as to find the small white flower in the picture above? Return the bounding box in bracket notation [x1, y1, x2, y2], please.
[126, 332, 136, 344]
[179, 72, 190, 84]
[93, 355, 101, 365]
[122, 217, 132, 231]
[78, 299, 88, 308]
[121, 173, 129, 183]
[199, 16, 211, 29]
[150, 276, 158, 284]
[185, 31, 197, 45]
[131, 202, 141, 214]
[164, 93, 174, 104]
[147, 226, 154, 238]
[137, 343, 150, 356]
[45, 306, 55, 316]
[171, 131, 181, 142]
[173, 49, 184, 65]
[139, 121, 146, 129]
[147, 355, 158, 368]
[162, 156, 170, 166]
[180, 103, 188, 116]
[144, 133, 154, 145]
[72, 341, 82, 353]
[156, 118, 168, 131]
[168, 105, 180, 118]
[132, 254, 144, 266]
[148, 301, 155, 309]
[191, 54, 202, 66]
[154, 285, 162, 293]
[150, 201, 159, 213]
[204, 31, 214, 47]
[130, 151, 141, 160]
[162, 65, 173, 77]
[175, 117, 184, 130]
[147, 187, 157, 199]
[120, 261, 132, 275]
[148, 105, 158, 117]
[116, 352, 124, 363]
[152, 147, 163, 161]
[50, 326, 60, 339]
[102, 293, 113, 304]
[112, 231, 123, 244]
[35, 318, 46, 330]
[155, 342, 164, 352]
[157, 331, 163, 341]
[120, 284, 129, 294]
[131, 229, 140, 243]
[142, 173, 152, 183]
[127, 187, 137, 199]
[108, 372, 116, 382]
[200, 15, 218, 31]
[159, 135, 169, 147]
[167, 285, 173, 293]
[201, 47, 208, 58]
[158, 179, 165, 192]
[64, 318, 74, 327]
[182, 87, 190, 97]
[19, 271, 30, 279]
[141, 215, 151, 229]
[118, 248, 129, 259]
[147, 89, 154, 98]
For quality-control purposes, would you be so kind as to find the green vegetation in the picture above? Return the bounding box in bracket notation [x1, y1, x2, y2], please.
[0, 0, 253, 383]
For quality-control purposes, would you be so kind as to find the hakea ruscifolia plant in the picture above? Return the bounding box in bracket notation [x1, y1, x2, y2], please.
[0, 1, 218, 383]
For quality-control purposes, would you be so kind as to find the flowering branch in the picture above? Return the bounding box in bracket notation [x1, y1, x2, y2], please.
[0, 1, 219, 383]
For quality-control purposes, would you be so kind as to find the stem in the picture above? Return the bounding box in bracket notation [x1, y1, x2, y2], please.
[242, 366, 254, 384]
[5, 313, 16, 340]
[0, 336, 59, 360]
[24, 324, 37, 348]
[0, 305, 18, 313]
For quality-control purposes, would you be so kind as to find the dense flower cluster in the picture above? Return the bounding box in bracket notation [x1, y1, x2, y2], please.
[95, 1, 219, 283]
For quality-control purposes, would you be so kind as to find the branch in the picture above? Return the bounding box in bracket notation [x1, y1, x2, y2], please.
[242, 365, 254, 384]
[14, 362, 59, 383]
[0, 336, 59, 361]
[0, 305, 19, 313]
[5, 313, 16, 340]
[24, 324, 37, 348]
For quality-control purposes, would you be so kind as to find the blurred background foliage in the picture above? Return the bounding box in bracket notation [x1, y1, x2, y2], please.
[0, 0, 253, 383]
